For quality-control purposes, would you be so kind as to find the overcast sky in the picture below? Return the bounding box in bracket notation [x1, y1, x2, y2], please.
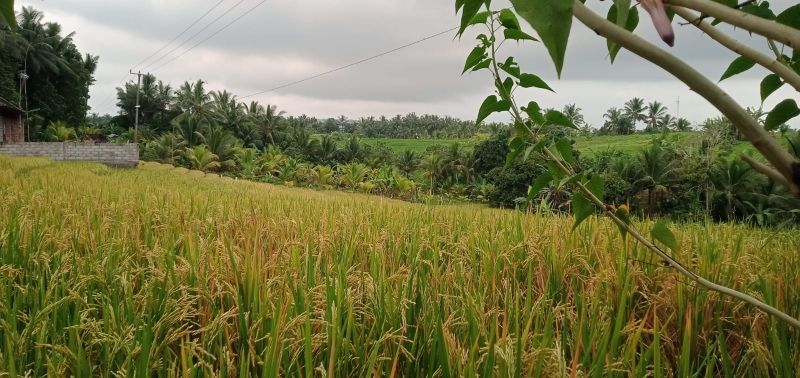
[17, 0, 800, 128]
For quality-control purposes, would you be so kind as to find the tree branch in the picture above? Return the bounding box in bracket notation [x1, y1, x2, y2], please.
[672, 6, 800, 92]
[572, 0, 799, 195]
[570, 0, 800, 329]
[666, 0, 800, 50]
[741, 154, 792, 189]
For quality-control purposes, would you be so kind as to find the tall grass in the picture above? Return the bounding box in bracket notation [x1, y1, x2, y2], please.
[0, 155, 797, 376]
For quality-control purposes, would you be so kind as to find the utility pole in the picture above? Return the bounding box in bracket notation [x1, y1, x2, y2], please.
[130, 70, 143, 145]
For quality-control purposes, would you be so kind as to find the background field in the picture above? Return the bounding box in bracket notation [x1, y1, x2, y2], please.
[336, 131, 760, 158]
[0, 155, 797, 376]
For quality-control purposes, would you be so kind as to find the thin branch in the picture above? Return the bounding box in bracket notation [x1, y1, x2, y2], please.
[572, 0, 799, 195]
[672, 6, 800, 92]
[667, 0, 800, 50]
[564, 0, 800, 329]
[678, 0, 755, 25]
[741, 154, 792, 189]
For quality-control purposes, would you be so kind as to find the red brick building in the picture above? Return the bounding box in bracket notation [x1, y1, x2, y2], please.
[0, 96, 24, 143]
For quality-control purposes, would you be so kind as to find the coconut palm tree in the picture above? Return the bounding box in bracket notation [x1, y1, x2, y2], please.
[630, 143, 680, 215]
[645, 101, 668, 132]
[184, 145, 221, 172]
[234, 148, 259, 179]
[173, 115, 207, 147]
[45, 121, 75, 141]
[311, 165, 335, 186]
[601, 107, 634, 135]
[175, 80, 210, 121]
[143, 133, 182, 164]
[657, 114, 676, 133]
[623, 97, 647, 130]
[201, 125, 238, 170]
[397, 150, 419, 176]
[17, 7, 72, 76]
[709, 158, 758, 221]
[674, 117, 691, 131]
[562, 104, 585, 129]
[246, 102, 285, 147]
[338, 163, 370, 190]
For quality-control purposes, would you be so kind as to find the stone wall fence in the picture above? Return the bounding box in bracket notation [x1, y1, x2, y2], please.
[0, 142, 139, 167]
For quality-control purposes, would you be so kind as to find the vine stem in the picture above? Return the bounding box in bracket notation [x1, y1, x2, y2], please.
[672, 6, 800, 92]
[572, 0, 799, 195]
[666, 0, 800, 49]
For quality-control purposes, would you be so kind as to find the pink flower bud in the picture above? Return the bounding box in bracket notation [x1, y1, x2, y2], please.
[639, 0, 675, 46]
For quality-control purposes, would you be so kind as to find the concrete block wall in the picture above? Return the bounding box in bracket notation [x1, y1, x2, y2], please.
[0, 142, 139, 167]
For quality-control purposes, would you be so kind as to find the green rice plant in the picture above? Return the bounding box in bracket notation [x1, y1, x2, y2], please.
[0, 155, 797, 376]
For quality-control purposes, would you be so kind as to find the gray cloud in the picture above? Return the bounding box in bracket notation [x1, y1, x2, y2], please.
[16, 0, 799, 128]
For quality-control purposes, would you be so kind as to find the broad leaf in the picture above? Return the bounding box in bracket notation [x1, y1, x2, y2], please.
[607, 4, 639, 63]
[523, 101, 545, 125]
[476, 95, 511, 125]
[518, 73, 553, 91]
[555, 138, 575, 165]
[505, 136, 525, 166]
[777, 4, 800, 29]
[527, 172, 553, 202]
[468, 11, 491, 27]
[499, 8, 521, 30]
[740, 3, 776, 20]
[719, 56, 755, 81]
[504, 28, 538, 41]
[572, 192, 593, 230]
[545, 110, 577, 129]
[651, 221, 678, 251]
[471, 59, 492, 72]
[765, 99, 800, 131]
[586, 175, 605, 202]
[463, 46, 487, 74]
[499, 57, 521, 78]
[760, 74, 783, 102]
[511, 0, 573, 78]
[459, 0, 487, 35]
[0, 0, 14, 31]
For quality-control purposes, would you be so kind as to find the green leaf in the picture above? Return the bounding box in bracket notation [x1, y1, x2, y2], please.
[607, 5, 639, 63]
[765, 99, 800, 131]
[719, 56, 756, 81]
[476, 95, 511, 125]
[471, 59, 492, 72]
[463, 46, 487, 74]
[586, 175, 605, 202]
[740, 3, 776, 20]
[511, 0, 573, 78]
[523, 101, 545, 125]
[505, 136, 525, 167]
[545, 110, 577, 130]
[499, 57, 521, 78]
[527, 172, 553, 202]
[572, 192, 593, 230]
[651, 221, 678, 251]
[760, 74, 784, 103]
[513, 120, 532, 138]
[468, 10, 491, 27]
[459, 0, 487, 35]
[559, 173, 584, 188]
[0, 0, 14, 31]
[555, 138, 575, 165]
[504, 29, 538, 42]
[518, 73, 553, 91]
[499, 9, 521, 30]
[614, 206, 631, 238]
[546, 160, 565, 181]
[776, 4, 800, 29]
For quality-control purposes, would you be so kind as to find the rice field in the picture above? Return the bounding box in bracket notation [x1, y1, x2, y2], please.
[0, 155, 798, 377]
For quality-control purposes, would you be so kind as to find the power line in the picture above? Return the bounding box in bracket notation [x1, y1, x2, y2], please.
[96, 0, 228, 111]
[143, 0, 248, 71]
[240, 26, 458, 99]
[150, 0, 268, 72]
[131, 0, 226, 70]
